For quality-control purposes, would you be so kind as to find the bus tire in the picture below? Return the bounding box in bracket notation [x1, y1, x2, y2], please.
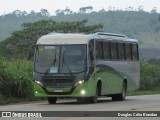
[112, 82, 127, 101]
[76, 98, 86, 102]
[88, 86, 99, 103]
[47, 97, 57, 104]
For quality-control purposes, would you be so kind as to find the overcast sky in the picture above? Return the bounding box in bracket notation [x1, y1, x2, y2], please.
[1, 0, 160, 15]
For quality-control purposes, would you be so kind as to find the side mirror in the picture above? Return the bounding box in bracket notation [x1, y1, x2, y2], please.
[27, 44, 36, 60]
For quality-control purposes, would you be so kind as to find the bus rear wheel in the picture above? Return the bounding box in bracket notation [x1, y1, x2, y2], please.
[47, 97, 57, 104]
[112, 82, 127, 101]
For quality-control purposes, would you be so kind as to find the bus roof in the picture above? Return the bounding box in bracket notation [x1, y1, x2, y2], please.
[37, 33, 92, 45]
[37, 32, 138, 45]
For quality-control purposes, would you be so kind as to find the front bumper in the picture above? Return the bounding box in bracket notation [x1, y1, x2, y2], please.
[34, 81, 95, 98]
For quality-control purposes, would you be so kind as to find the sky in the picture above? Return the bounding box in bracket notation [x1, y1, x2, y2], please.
[0, 0, 160, 15]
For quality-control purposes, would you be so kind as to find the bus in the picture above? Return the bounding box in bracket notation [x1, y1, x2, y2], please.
[28, 32, 140, 104]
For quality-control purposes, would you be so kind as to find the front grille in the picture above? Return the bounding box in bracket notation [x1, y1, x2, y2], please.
[42, 75, 76, 87]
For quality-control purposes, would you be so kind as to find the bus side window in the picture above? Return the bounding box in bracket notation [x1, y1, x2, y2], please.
[132, 44, 138, 61]
[110, 42, 118, 60]
[96, 40, 103, 59]
[125, 43, 132, 60]
[103, 41, 111, 60]
[89, 44, 94, 65]
[118, 43, 125, 60]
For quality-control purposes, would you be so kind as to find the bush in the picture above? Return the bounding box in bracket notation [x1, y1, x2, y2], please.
[0, 56, 6, 93]
[140, 60, 160, 90]
[0, 57, 34, 98]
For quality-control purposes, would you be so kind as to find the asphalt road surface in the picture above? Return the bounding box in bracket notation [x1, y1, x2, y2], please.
[0, 94, 160, 120]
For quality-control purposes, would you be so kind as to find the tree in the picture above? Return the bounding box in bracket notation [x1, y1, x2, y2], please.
[151, 7, 157, 13]
[0, 19, 103, 58]
[79, 6, 93, 13]
[40, 9, 50, 16]
[21, 11, 28, 16]
[64, 7, 72, 14]
[12, 10, 22, 17]
[125, 6, 133, 11]
[79, 7, 86, 13]
[138, 6, 144, 12]
[99, 8, 105, 12]
[85, 6, 93, 13]
[29, 10, 36, 17]
[55, 9, 61, 16]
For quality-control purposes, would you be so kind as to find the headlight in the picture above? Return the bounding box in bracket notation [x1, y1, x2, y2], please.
[74, 80, 85, 87]
[35, 80, 44, 86]
[80, 89, 86, 95]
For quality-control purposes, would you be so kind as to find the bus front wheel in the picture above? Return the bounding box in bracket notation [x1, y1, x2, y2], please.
[88, 86, 99, 103]
[47, 97, 57, 104]
[77, 87, 98, 103]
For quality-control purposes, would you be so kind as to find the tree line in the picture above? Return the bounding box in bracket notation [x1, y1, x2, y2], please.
[1, 6, 159, 17]
[0, 6, 160, 50]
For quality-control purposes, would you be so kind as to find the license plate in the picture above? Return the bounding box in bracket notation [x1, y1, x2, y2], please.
[54, 90, 63, 92]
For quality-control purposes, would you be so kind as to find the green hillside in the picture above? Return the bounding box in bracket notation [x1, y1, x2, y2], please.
[50, 11, 160, 49]
[0, 9, 160, 59]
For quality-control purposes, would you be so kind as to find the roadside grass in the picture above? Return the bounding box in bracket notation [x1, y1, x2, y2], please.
[127, 87, 160, 96]
[0, 58, 34, 101]
[0, 93, 46, 105]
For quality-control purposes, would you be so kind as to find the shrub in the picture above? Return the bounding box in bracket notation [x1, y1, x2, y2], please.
[0, 57, 34, 98]
[140, 60, 160, 90]
[0, 56, 6, 92]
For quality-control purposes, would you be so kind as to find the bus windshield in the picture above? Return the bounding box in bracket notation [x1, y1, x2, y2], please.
[35, 45, 87, 74]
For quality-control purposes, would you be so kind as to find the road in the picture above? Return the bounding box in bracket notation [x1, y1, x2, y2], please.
[0, 94, 160, 120]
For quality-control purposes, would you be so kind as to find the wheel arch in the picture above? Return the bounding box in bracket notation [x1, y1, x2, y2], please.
[123, 78, 127, 91]
[97, 80, 102, 96]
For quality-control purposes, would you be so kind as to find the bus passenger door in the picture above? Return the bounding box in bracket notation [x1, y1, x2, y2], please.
[88, 44, 95, 78]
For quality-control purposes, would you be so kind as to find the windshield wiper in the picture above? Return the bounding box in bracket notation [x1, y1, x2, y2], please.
[61, 51, 74, 76]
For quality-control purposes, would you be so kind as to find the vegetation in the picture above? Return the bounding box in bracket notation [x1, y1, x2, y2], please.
[0, 57, 33, 98]
[1, 8, 160, 59]
[0, 8, 160, 48]
[127, 87, 160, 96]
[0, 19, 102, 58]
[140, 60, 160, 90]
